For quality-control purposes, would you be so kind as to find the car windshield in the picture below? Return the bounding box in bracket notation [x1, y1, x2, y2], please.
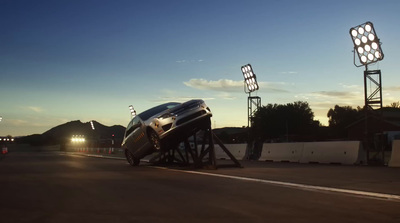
[137, 102, 180, 121]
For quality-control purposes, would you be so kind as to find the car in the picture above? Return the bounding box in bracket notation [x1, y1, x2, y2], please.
[122, 99, 212, 166]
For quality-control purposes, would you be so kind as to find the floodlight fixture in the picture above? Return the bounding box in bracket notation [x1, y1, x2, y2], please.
[0, 116, 2, 122]
[90, 121, 95, 130]
[349, 21, 384, 66]
[129, 105, 136, 117]
[71, 135, 85, 143]
[241, 64, 259, 93]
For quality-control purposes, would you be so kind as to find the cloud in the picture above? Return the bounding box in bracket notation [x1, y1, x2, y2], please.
[339, 83, 361, 89]
[152, 96, 215, 103]
[295, 90, 361, 104]
[311, 91, 359, 98]
[184, 79, 242, 92]
[295, 90, 363, 110]
[184, 78, 290, 93]
[280, 71, 298, 74]
[27, 106, 44, 113]
[7, 119, 28, 126]
[217, 92, 237, 100]
[384, 86, 400, 91]
[176, 59, 204, 63]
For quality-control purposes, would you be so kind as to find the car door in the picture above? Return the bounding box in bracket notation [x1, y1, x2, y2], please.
[124, 116, 148, 155]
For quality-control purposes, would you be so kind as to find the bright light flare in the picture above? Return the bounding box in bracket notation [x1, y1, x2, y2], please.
[349, 21, 384, 65]
[71, 135, 86, 143]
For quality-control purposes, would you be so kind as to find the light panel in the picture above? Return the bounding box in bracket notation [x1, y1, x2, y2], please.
[349, 21, 384, 66]
[241, 64, 259, 92]
[71, 135, 85, 143]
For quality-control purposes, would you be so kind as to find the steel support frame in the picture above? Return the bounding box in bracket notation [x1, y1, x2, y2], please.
[150, 123, 242, 169]
[364, 69, 383, 110]
[248, 95, 261, 128]
[363, 69, 384, 163]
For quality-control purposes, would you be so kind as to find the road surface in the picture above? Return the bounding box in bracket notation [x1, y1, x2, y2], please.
[1, 152, 399, 223]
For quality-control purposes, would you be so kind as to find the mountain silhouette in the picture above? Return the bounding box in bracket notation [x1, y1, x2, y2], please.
[17, 120, 125, 146]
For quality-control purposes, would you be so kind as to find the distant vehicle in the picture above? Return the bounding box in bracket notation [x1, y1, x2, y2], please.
[122, 99, 212, 166]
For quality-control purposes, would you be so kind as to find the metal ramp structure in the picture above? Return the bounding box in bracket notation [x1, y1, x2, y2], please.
[147, 124, 242, 169]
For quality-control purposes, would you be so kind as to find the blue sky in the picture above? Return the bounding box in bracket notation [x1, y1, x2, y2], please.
[1, 0, 400, 136]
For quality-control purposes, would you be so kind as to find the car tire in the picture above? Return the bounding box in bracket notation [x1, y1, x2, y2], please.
[125, 149, 140, 166]
[148, 130, 161, 151]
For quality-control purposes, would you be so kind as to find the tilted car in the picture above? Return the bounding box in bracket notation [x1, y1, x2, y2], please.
[122, 99, 212, 166]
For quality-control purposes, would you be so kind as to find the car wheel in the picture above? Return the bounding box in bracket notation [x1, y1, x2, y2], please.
[149, 130, 161, 151]
[125, 149, 140, 166]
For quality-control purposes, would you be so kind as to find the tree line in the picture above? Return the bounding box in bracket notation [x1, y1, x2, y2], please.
[250, 101, 400, 142]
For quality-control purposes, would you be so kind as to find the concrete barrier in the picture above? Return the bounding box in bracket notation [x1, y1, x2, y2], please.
[389, 140, 400, 167]
[214, 144, 247, 160]
[258, 141, 365, 165]
[300, 141, 363, 165]
[259, 143, 303, 162]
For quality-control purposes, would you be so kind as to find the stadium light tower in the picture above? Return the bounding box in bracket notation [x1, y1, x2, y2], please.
[349, 21, 385, 163]
[90, 120, 95, 130]
[241, 64, 261, 128]
[129, 105, 136, 118]
[349, 21, 384, 110]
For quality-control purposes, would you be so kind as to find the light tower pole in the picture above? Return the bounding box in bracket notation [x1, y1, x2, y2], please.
[241, 64, 261, 160]
[349, 21, 385, 163]
[241, 64, 261, 128]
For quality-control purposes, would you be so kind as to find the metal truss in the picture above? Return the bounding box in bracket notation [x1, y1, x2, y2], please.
[149, 123, 242, 169]
[363, 69, 384, 164]
[364, 70, 382, 110]
[248, 96, 261, 128]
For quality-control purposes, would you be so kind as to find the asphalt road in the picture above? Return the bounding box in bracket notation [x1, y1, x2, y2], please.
[1, 152, 400, 223]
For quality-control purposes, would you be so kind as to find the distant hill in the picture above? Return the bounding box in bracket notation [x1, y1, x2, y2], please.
[14, 120, 249, 146]
[16, 120, 125, 146]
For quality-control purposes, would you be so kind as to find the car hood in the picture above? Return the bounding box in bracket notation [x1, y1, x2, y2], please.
[168, 99, 203, 115]
[146, 99, 204, 121]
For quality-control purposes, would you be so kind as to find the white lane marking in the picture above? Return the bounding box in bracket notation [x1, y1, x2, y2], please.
[153, 167, 400, 202]
[60, 152, 125, 160]
[60, 153, 400, 202]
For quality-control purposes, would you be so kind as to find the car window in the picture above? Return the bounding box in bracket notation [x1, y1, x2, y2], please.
[125, 118, 134, 130]
[138, 102, 180, 121]
[125, 116, 141, 136]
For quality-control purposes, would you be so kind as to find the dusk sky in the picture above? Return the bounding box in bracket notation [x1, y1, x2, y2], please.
[1, 0, 400, 136]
